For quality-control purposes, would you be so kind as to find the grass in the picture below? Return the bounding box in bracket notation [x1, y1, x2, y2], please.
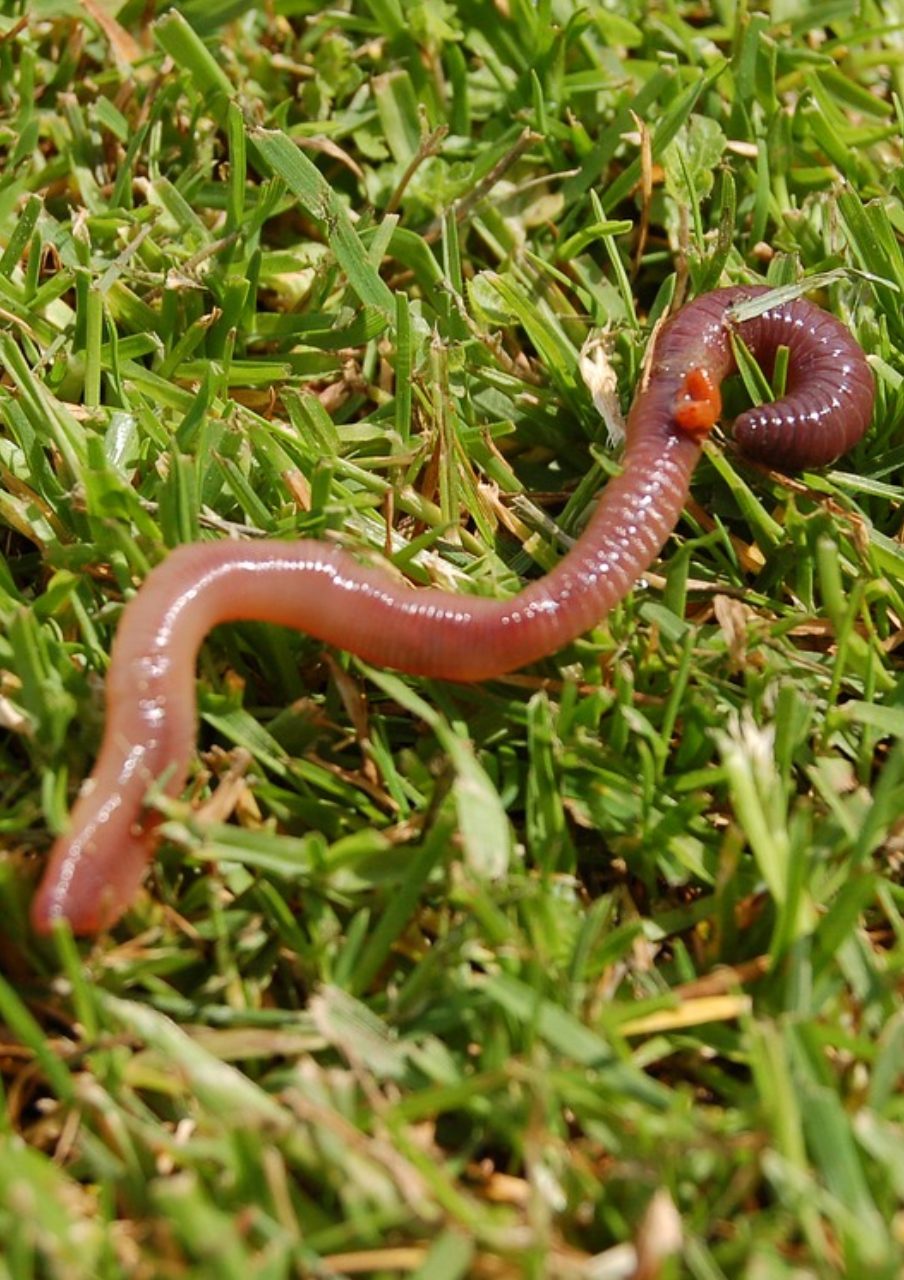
[1, 0, 903, 1276]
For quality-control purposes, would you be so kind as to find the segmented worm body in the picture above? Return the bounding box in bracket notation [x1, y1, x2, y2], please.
[31, 286, 874, 934]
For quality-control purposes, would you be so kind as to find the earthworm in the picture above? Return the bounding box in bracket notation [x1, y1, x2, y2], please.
[30, 286, 874, 934]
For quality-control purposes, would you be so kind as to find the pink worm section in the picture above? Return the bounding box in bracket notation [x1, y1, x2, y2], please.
[31, 287, 875, 934]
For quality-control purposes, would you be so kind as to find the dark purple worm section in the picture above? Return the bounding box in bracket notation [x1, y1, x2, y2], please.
[31, 286, 874, 934]
[723, 287, 875, 468]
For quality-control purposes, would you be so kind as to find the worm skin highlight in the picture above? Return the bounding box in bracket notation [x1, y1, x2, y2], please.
[30, 286, 875, 935]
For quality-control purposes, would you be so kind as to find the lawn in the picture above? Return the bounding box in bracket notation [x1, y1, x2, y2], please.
[1, 1, 903, 1277]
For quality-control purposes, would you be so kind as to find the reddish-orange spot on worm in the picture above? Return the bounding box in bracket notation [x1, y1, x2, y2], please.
[674, 366, 721, 438]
